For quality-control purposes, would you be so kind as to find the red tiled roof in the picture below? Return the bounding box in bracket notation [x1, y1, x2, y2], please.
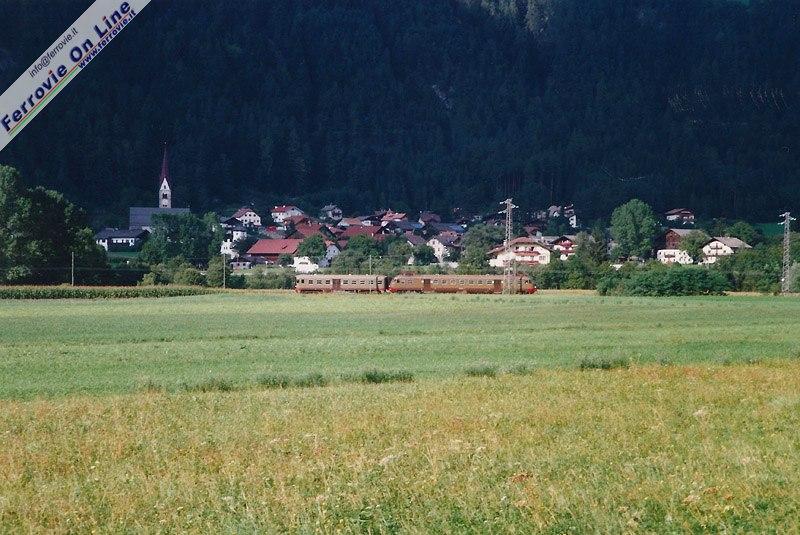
[381, 211, 407, 222]
[284, 214, 312, 226]
[292, 222, 330, 239]
[340, 225, 384, 239]
[247, 239, 303, 256]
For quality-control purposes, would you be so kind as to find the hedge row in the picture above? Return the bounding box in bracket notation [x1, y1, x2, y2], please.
[598, 266, 731, 296]
[0, 286, 219, 299]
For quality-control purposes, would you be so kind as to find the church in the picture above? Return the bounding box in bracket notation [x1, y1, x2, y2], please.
[129, 144, 190, 231]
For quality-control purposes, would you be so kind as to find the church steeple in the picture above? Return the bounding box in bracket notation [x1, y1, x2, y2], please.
[158, 143, 172, 209]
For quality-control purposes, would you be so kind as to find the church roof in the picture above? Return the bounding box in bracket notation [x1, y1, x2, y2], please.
[159, 144, 171, 187]
[129, 207, 190, 229]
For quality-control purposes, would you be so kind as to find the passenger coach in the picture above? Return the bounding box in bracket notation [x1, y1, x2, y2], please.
[389, 274, 536, 294]
[295, 274, 389, 293]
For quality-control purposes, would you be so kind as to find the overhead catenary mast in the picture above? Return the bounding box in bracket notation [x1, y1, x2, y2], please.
[780, 211, 796, 293]
[500, 198, 518, 294]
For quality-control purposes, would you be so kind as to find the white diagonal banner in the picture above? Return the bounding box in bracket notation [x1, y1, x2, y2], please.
[0, 0, 152, 152]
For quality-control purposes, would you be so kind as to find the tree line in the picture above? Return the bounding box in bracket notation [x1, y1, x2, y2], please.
[0, 0, 798, 226]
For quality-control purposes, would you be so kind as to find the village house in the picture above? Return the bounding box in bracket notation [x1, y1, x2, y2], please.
[360, 212, 387, 227]
[418, 211, 442, 225]
[246, 239, 304, 263]
[227, 207, 262, 227]
[220, 225, 249, 259]
[384, 220, 424, 234]
[660, 228, 696, 250]
[270, 205, 305, 225]
[425, 222, 466, 237]
[701, 237, 752, 264]
[550, 235, 579, 261]
[427, 232, 462, 263]
[488, 237, 552, 267]
[292, 256, 319, 274]
[381, 211, 407, 225]
[656, 249, 694, 265]
[404, 232, 426, 248]
[337, 217, 366, 227]
[339, 225, 388, 241]
[320, 241, 341, 267]
[319, 204, 343, 221]
[230, 260, 252, 270]
[665, 208, 696, 225]
[95, 228, 149, 251]
[287, 221, 333, 240]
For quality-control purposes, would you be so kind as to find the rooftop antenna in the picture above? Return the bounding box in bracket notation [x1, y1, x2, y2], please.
[500, 198, 518, 294]
[780, 211, 796, 293]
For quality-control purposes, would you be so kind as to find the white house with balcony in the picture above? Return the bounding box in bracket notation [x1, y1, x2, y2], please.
[701, 237, 751, 264]
[228, 207, 262, 227]
[271, 205, 305, 225]
[656, 248, 694, 265]
[488, 237, 552, 267]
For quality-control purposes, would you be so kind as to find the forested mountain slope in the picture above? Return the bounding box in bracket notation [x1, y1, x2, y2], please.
[0, 0, 797, 224]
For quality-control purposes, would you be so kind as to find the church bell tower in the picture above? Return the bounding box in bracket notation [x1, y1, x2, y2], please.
[158, 143, 172, 209]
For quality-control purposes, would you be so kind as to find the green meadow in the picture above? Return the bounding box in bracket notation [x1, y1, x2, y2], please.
[1, 292, 799, 532]
[1, 292, 799, 398]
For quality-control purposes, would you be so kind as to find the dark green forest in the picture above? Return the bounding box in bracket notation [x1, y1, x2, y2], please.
[0, 0, 798, 226]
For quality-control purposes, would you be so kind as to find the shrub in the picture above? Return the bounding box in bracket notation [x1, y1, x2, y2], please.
[258, 372, 329, 388]
[506, 364, 536, 376]
[578, 357, 630, 370]
[465, 364, 498, 377]
[0, 286, 217, 299]
[358, 370, 414, 384]
[257, 374, 292, 388]
[245, 270, 294, 289]
[182, 377, 234, 392]
[294, 373, 329, 388]
[621, 266, 730, 296]
[173, 267, 206, 286]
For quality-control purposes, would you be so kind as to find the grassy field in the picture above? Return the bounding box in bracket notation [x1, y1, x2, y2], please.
[1, 292, 799, 532]
[1, 292, 800, 399]
[1, 363, 799, 532]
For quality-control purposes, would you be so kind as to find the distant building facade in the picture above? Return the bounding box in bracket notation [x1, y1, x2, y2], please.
[95, 228, 149, 251]
[488, 237, 552, 267]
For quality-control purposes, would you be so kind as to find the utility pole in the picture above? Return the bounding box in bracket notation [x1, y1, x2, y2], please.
[71, 252, 75, 286]
[500, 198, 518, 294]
[222, 254, 226, 289]
[780, 211, 795, 293]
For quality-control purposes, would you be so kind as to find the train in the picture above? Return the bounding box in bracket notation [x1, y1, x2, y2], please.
[294, 274, 537, 294]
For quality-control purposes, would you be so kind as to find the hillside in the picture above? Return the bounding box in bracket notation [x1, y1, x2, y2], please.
[0, 0, 798, 225]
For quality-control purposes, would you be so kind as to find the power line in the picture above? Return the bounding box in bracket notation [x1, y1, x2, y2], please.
[780, 211, 795, 293]
[500, 198, 518, 294]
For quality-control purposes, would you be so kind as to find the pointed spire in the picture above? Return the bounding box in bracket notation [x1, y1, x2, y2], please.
[159, 142, 170, 187]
